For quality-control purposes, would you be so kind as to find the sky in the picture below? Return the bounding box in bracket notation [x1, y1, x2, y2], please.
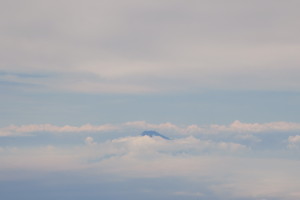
[1, 0, 300, 199]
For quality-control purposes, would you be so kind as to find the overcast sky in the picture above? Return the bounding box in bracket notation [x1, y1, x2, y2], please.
[1, 0, 300, 199]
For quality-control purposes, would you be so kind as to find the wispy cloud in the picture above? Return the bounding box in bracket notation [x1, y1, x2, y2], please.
[288, 135, 300, 149]
[209, 120, 300, 133]
[85, 136, 96, 146]
[0, 123, 118, 136]
[2, 120, 300, 137]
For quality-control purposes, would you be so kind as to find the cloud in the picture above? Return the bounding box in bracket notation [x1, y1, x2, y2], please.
[85, 136, 96, 146]
[0, 132, 300, 199]
[1, 0, 300, 94]
[208, 120, 300, 133]
[2, 120, 300, 137]
[123, 120, 300, 135]
[287, 135, 300, 149]
[0, 146, 85, 172]
[0, 123, 118, 136]
[123, 121, 186, 134]
[288, 135, 300, 143]
[110, 135, 248, 155]
[0, 134, 248, 173]
[210, 158, 300, 200]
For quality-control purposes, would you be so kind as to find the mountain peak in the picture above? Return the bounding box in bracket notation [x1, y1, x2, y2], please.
[141, 130, 170, 140]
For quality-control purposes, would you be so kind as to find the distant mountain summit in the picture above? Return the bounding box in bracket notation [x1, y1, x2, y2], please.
[141, 130, 170, 140]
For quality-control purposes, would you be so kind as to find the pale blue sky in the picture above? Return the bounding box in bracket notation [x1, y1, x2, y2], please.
[1, 88, 300, 127]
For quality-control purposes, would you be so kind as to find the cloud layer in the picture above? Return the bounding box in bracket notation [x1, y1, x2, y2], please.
[1, 130, 300, 200]
[2, 120, 300, 136]
[1, 120, 300, 199]
[1, 0, 300, 93]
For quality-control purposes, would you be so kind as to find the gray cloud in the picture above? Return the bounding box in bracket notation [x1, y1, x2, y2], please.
[1, 0, 300, 93]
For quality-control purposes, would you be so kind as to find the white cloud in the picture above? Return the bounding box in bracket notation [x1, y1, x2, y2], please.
[287, 135, 300, 149]
[0, 133, 299, 199]
[288, 135, 300, 143]
[2, 120, 300, 137]
[85, 136, 96, 146]
[209, 120, 300, 133]
[123, 121, 185, 134]
[123, 120, 300, 135]
[110, 135, 248, 155]
[0, 123, 118, 136]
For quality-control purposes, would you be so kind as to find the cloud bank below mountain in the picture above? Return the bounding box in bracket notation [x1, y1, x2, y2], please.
[1, 121, 300, 199]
